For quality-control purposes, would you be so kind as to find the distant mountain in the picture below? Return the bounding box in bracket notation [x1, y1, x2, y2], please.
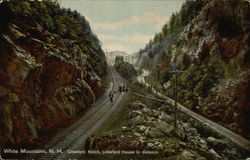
[136, 0, 250, 139]
[106, 51, 129, 57]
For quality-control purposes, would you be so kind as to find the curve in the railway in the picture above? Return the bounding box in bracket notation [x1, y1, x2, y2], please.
[25, 66, 122, 159]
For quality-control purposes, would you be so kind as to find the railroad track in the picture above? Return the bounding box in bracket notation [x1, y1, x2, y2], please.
[24, 66, 123, 160]
[135, 80, 250, 152]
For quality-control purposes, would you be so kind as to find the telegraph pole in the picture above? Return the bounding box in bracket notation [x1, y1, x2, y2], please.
[155, 65, 160, 94]
[173, 74, 178, 129]
[155, 66, 157, 94]
[169, 67, 184, 130]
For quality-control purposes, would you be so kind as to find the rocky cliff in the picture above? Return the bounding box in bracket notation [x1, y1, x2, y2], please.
[136, 0, 250, 139]
[114, 56, 137, 81]
[0, 1, 107, 147]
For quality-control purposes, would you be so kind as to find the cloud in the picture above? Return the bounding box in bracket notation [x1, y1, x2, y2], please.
[102, 41, 149, 54]
[92, 11, 168, 31]
[97, 33, 153, 44]
[103, 43, 127, 52]
[98, 34, 118, 41]
[119, 34, 152, 44]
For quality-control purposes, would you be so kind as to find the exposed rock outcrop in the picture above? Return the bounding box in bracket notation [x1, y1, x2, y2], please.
[0, 1, 107, 147]
[114, 56, 137, 81]
[136, 0, 250, 138]
[91, 98, 248, 159]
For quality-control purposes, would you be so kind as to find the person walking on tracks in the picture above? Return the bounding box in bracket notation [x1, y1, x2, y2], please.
[109, 91, 114, 102]
[119, 85, 122, 92]
[84, 137, 91, 155]
[124, 84, 128, 92]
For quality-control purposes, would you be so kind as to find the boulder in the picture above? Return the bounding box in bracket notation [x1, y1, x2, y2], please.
[162, 148, 176, 157]
[132, 110, 143, 116]
[138, 125, 147, 133]
[148, 110, 161, 119]
[142, 107, 152, 114]
[174, 129, 186, 140]
[134, 132, 141, 137]
[155, 121, 175, 136]
[128, 102, 146, 110]
[206, 137, 228, 149]
[158, 112, 172, 123]
[146, 127, 165, 138]
[130, 116, 145, 125]
[206, 149, 223, 160]
[197, 139, 209, 152]
[180, 150, 196, 160]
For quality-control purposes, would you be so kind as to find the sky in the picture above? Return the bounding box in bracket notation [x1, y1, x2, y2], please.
[61, 0, 184, 55]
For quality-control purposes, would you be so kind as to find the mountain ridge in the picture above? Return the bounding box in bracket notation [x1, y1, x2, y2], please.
[0, 1, 107, 148]
[136, 0, 250, 139]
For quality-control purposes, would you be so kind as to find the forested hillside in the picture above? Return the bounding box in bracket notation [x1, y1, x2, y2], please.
[136, 0, 250, 139]
[0, 1, 107, 147]
[114, 56, 137, 81]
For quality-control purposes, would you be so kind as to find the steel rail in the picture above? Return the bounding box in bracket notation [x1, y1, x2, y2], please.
[26, 66, 123, 159]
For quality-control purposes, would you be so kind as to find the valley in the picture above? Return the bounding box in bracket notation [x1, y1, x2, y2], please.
[0, 0, 249, 160]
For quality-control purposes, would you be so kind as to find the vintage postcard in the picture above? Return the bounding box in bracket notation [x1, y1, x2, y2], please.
[0, 0, 250, 159]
